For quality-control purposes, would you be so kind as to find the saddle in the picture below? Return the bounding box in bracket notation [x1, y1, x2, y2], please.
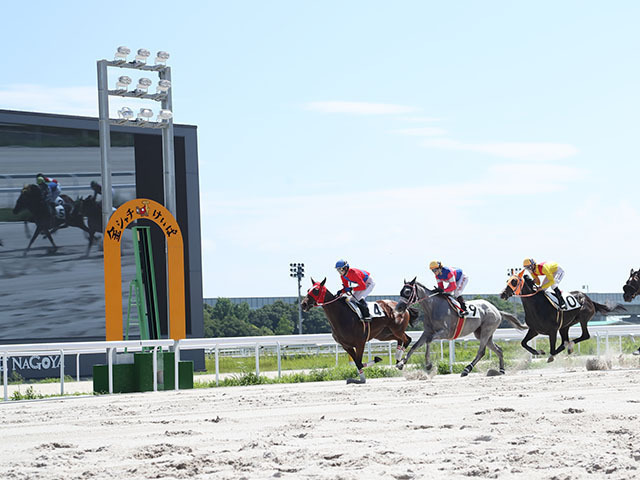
[345, 299, 385, 320]
[544, 290, 581, 311]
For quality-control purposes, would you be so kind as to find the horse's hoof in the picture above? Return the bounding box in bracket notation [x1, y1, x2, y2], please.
[486, 369, 503, 377]
[396, 362, 404, 371]
[460, 370, 469, 377]
[425, 364, 433, 372]
[373, 356, 382, 364]
[346, 377, 365, 385]
[547, 356, 555, 363]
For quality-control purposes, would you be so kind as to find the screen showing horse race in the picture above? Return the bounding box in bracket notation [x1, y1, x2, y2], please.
[0, 121, 138, 342]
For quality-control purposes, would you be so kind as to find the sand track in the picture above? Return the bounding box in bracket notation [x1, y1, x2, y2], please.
[2, 367, 640, 479]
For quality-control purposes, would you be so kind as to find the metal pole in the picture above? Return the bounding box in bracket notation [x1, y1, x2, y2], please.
[76, 354, 80, 383]
[97, 60, 113, 233]
[277, 342, 282, 378]
[297, 276, 303, 334]
[152, 346, 158, 392]
[108, 347, 114, 394]
[255, 344, 260, 376]
[160, 67, 176, 217]
[174, 340, 180, 391]
[3, 353, 8, 402]
[215, 346, 219, 386]
[60, 350, 65, 396]
[449, 340, 455, 373]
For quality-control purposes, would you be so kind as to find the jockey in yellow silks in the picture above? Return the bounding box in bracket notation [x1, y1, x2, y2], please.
[523, 258, 566, 309]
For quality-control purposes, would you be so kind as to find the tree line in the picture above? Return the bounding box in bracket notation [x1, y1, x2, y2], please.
[202, 295, 522, 338]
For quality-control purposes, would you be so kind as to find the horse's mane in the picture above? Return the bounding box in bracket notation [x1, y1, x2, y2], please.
[414, 281, 432, 293]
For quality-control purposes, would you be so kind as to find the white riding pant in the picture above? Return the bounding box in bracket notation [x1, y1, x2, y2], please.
[549, 267, 564, 290]
[452, 274, 468, 297]
[353, 278, 375, 301]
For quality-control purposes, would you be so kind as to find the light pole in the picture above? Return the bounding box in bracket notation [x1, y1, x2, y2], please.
[289, 263, 305, 334]
[97, 46, 176, 230]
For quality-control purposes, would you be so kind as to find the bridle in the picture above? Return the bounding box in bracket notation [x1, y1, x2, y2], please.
[506, 274, 540, 298]
[400, 283, 420, 306]
[624, 270, 640, 300]
[305, 284, 345, 307]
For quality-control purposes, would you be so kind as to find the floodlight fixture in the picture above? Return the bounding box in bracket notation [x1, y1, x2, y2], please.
[137, 108, 154, 120]
[134, 48, 151, 64]
[156, 79, 171, 94]
[155, 51, 170, 65]
[157, 109, 173, 121]
[117, 107, 134, 120]
[115, 75, 132, 91]
[135, 77, 152, 93]
[114, 46, 130, 61]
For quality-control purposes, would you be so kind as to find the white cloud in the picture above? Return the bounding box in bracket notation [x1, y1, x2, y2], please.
[305, 101, 418, 115]
[392, 126, 447, 137]
[399, 116, 441, 123]
[421, 138, 579, 161]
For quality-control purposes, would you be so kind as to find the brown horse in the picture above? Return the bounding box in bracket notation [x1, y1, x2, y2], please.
[300, 278, 418, 384]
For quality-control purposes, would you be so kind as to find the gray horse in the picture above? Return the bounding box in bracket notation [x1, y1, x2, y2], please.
[394, 278, 526, 376]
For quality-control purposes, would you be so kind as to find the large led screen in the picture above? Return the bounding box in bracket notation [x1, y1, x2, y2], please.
[0, 122, 138, 342]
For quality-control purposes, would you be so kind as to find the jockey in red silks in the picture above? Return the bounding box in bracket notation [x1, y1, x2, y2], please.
[335, 259, 376, 321]
[429, 260, 469, 316]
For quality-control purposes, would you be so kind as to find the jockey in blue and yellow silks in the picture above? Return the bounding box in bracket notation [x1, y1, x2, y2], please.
[429, 260, 469, 316]
[523, 258, 566, 309]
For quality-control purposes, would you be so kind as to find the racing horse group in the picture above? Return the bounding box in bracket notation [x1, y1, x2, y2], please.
[302, 269, 634, 384]
[11, 183, 103, 255]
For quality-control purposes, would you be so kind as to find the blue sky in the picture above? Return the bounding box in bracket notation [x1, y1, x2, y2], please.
[2, 1, 639, 296]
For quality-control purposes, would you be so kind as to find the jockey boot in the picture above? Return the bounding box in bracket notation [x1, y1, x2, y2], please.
[457, 296, 468, 316]
[358, 299, 371, 321]
[554, 287, 566, 309]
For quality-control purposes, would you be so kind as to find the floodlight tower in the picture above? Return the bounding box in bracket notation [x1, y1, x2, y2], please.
[289, 263, 305, 334]
[97, 47, 175, 230]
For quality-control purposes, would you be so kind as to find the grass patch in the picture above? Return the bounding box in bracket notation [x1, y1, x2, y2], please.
[194, 364, 403, 389]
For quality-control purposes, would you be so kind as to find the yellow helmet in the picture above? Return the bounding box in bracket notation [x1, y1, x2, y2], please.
[429, 261, 442, 271]
[523, 258, 536, 270]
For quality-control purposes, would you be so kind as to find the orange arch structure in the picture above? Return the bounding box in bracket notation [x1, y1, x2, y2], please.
[104, 198, 185, 341]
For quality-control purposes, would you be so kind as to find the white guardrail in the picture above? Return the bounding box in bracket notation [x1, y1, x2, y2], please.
[2, 324, 640, 401]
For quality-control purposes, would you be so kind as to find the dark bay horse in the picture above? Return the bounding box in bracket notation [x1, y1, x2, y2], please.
[623, 269, 640, 303]
[300, 278, 418, 384]
[12, 184, 89, 255]
[394, 278, 526, 376]
[78, 195, 103, 253]
[501, 273, 625, 362]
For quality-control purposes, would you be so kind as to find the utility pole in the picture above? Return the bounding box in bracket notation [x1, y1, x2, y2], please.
[289, 263, 305, 334]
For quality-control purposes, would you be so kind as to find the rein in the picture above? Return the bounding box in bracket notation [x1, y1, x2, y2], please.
[315, 295, 346, 307]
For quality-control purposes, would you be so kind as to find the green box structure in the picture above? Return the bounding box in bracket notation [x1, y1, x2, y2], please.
[93, 352, 193, 394]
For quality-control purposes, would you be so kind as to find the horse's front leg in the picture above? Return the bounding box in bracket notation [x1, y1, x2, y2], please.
[547, 331, 561, 362]
[521, 328, 544, 356]
[424, 341, 433, 371]
[397, 330, 434, 370]
[343, 345, 365, 384]
[24, 225, 42, 256]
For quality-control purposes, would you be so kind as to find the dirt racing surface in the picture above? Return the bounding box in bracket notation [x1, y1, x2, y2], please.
[1, 366, 640, 479]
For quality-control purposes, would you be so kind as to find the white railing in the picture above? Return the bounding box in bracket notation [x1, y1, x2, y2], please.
[0, 339, 173, 401]
[2, 324, 640, 401]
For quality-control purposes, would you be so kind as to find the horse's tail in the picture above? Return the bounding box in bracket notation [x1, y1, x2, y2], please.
[591, 300, 627, 315]
[499, 310, 527, 330]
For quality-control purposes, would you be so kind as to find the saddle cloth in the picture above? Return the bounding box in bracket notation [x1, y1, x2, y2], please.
[444, 296, 481, 319]
[345, 300, 385, 319]
[544, 290, 581, 311]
